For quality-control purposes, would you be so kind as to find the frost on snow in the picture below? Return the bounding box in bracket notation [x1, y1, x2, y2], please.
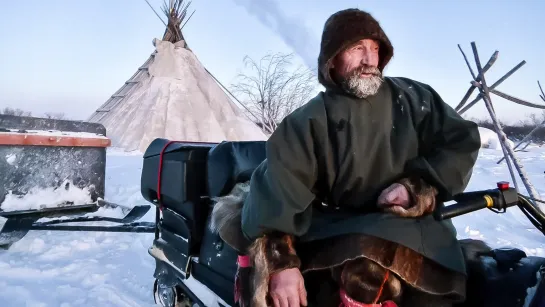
[1, 128, 108, 139]
[0, 139, 104, 213]
[0, 180, 93, 212]
[5, 153, 16, 165]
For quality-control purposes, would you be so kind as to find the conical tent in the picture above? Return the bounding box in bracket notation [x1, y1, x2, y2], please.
[87, 1, 268, 152]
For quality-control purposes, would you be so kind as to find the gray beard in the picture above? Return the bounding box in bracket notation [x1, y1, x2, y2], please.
[340, 72, 384, 99]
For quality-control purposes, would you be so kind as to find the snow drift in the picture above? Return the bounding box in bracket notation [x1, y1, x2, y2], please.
[478, 127, 515, 150]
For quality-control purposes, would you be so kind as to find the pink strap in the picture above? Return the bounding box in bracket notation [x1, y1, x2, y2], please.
[237, 255, 250, 268]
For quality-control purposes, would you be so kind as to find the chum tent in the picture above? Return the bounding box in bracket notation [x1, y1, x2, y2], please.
[87, 0, 268, 152]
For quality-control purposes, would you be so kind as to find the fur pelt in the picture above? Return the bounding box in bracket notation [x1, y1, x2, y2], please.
[209, 182, 302, 307]
[209, 181, 252, 253]
[248, 233, 302, 307]
[381, 176, 438, 218]
[299, 233, 467, 304]
[318, 8, 394, 89]
[209, 181, 249, 233]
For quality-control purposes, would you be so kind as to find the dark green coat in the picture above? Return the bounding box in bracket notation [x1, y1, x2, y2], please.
[240, 77, 481, 274]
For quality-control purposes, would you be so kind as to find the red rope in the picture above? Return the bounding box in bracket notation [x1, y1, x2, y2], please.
[372, 270, 390, 304]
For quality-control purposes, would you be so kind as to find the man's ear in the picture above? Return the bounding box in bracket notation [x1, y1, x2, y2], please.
[330, 52, 342, 68]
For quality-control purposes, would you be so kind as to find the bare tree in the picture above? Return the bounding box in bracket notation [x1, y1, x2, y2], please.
[230, 52, 317, 134]
[44, 112, 66, 120]
[521, 111, 545, 127]
[0, 107, 32, 117]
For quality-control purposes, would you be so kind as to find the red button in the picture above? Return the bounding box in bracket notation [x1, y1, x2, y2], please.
[497, 181, 510, 190]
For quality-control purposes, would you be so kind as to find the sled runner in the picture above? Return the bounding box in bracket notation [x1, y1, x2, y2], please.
[0, 200, 152, 248]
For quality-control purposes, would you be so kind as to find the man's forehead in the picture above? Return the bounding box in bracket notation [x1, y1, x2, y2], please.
[351, 38, 380, 46]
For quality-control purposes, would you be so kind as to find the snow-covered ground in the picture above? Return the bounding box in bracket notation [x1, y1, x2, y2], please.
[0, 141, 544, 306]
[0, 148, 157, 307]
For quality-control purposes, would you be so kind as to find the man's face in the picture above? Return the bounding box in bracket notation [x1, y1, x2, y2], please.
[331, 39, 383, 98]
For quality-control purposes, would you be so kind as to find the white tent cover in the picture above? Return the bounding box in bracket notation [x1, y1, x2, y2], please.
[95, 39, 268, 152]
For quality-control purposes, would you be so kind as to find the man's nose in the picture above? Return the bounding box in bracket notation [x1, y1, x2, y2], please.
[360, 49, 377, 66]
[360, 52, 372, 65]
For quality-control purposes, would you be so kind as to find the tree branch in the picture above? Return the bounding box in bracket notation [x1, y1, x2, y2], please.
[230, 52, 317, 134]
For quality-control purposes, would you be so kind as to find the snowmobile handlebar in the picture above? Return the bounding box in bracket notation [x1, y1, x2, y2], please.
[434, 181, 518, 220]
[434, 181, 545, 236]
[434, 181, 545, 235]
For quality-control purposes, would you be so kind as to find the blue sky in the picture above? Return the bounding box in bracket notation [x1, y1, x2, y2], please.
[0, 0, 543, 124]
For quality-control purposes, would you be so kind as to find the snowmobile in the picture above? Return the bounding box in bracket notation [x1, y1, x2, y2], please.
[1, 114, 544, 306]
[140, 138, 545, 307]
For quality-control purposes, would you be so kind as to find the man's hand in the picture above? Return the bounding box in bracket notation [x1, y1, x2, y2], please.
[269, 267, 307, 307]
[377, 183, 410, 208]
[377, 180, 437, 217]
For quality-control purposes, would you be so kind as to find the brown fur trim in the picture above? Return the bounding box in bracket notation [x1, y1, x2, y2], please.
[318, 8, 394, 88]
[235, 266, 253, 307]
[209, 181, 252, 253]
[332, 257, 403, 304]
[298, 234, 467, 302]
[382, 177, 438, 218]
[248, 232, 302, 307]
[210, 182, 303, 306]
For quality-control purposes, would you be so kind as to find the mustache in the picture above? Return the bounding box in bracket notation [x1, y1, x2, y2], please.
[351, 65, 381, 76]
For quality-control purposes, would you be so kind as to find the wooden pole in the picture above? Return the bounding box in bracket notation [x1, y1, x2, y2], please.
[458, 45, 519, 191]
[539, 80, 545, 101]
[497, 81, 545, 164]
[462, 42, 544, 212]
[457, 60, 526, 114]
[454, 47, 497, 112]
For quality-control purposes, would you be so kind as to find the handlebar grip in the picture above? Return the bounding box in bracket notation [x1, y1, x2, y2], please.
[435, 195, 492, 220]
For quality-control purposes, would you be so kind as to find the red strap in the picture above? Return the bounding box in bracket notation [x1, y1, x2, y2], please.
[157, 140, 176, 211]
[156, 140, 218, 211]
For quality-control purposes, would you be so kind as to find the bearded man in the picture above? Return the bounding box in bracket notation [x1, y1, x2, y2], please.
[211, 8, 482, 307]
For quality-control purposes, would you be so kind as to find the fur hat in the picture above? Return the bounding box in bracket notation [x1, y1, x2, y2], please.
[318, 8, 394, 88]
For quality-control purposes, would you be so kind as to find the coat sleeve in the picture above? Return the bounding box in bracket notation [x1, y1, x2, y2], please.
[405, 84, 482, 202]
[241, 109, 321, 240]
